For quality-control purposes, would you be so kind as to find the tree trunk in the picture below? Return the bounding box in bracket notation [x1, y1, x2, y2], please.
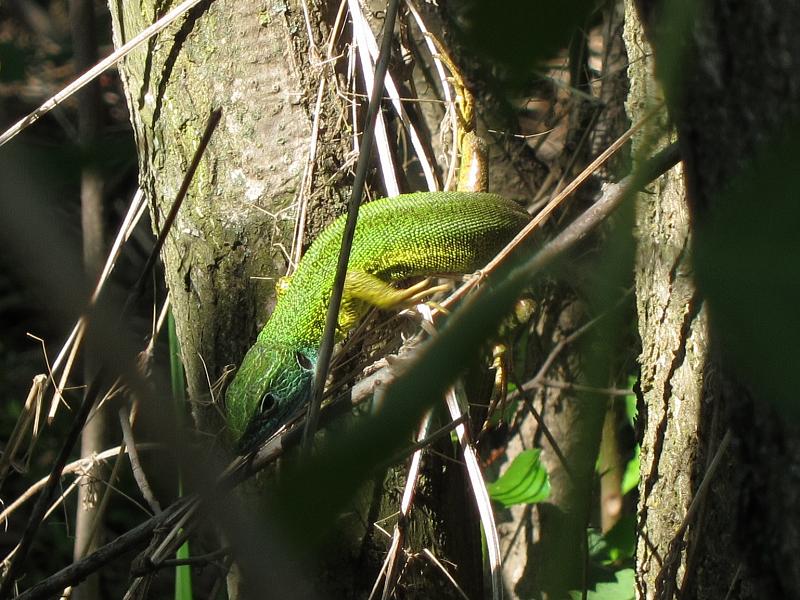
[623, 5, 709, 597]
[626, 0, 800, 597]
[498, 5, 631, 596]
[71, 1, 107, 598]
[108, 0, 347, 439]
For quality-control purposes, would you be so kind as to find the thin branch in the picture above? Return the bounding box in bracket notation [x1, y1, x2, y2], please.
[13, 499, 193, 600]
[406, 1, 459, 191]
[290, 76, 326, 271]
[0, 373, 105, 598]
[511, 373, 574, 481]
[72, 0, 107, 571]
[146, 547, 229, 571]
[73, 443, 127, 561]
[351, 0, 439, 191]
[118, 407, 161, 514]
[373, 413, 432, 600]
[441, 107, 663, 310]
[0, 445, 157, 525]
[348, 0, 399, 196]
[538, 379, 632, 396]
[505, 289, 633, 435]
[517, 142, 680, 281]
[446, 383, 503, 600]
[415, 304, 502, 600]
[3, 481, 80, 566]
[48, 189, 147, 420]
[420, 549, 471, 600]
[0, 0, 211, 148]
[303, 0, 402, 448]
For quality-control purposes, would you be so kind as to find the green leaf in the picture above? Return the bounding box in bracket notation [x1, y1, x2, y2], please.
[570, 568, 635, 600]
[174, 539, 193, 600]
[624, 377, 638, 425]
[587, 515, 635, 567]
[487, 449, 550, 507]
[603, 515, 636, 564]
[693, 125, 800, 416]
[621, 445, 640, 496]
[455, 0, 595, 88]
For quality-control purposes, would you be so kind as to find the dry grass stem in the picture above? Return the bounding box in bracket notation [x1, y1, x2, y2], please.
[418, 304, 503, 600]
[441, 107, 661, 311]
[406, 2, 460, 191]
[348, 0, 399, 196]
[47, 188, 147, 420]
[370, 413, 432, 600]
[420, 549, 471, 600]
[0, 374, 46, 484]
[0, 0, 207, 147]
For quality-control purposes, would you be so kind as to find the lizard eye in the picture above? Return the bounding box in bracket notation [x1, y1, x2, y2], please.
[295, 351, 313, 371]
[259, 392, 277, 415]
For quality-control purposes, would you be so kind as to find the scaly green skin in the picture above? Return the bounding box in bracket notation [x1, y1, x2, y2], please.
[226, 191, 530, 451]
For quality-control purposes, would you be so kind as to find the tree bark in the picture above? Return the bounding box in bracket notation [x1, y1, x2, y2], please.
[70, 1, 107, 597]
[623, 5, 709, 598]
[107, 0, 346, 438]
[627, 0, 800, 597]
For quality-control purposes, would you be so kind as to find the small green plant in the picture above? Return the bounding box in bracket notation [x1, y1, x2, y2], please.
[169, 312, 194, 600]
[487, 448, 550, 507]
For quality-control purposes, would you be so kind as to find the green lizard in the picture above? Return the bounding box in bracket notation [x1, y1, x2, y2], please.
[225, 191, 531, 452]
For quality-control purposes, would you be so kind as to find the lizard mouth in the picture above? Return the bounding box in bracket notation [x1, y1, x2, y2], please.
[236, 383, 311, 454]
[230, 344, 317, 455]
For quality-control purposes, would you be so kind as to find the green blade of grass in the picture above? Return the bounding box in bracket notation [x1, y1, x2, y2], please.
[169, 311, 194, 600]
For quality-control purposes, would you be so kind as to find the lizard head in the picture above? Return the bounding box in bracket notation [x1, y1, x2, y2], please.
[225, 342, 317, 454]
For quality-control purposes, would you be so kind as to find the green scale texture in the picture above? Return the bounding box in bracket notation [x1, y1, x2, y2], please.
[226, 191, 530, 451]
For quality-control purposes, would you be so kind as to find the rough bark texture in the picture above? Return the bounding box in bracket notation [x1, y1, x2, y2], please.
[628, 0, 800, 598]
[107, 0, 346, 437]
[657, 1, 800, 596]
[623, 4, 710, 598]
